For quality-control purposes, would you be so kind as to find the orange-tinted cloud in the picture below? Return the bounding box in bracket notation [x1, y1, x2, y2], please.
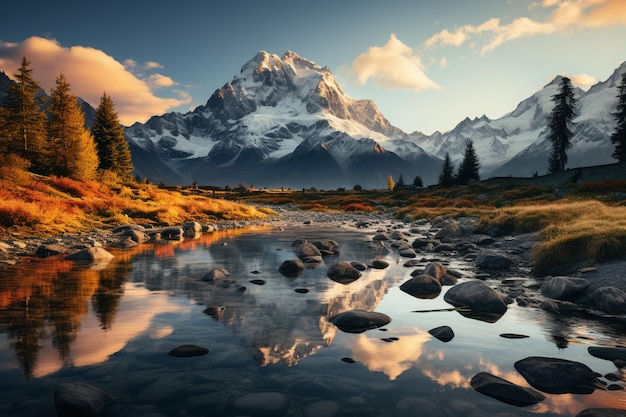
[349, 329, 432, 380]
[0, 36, 191, 126]
[351, 34, 441, 92]
[425, 0, 626, 54]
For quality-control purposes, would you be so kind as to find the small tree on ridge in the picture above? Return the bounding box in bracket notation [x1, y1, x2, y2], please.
[547, 76, 576, 173]
[611, 72, 626, 162]
[456, 139, 480, 185]
[438, 152, 455, 187]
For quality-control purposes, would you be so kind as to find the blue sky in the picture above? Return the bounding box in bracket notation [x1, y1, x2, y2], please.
[1, 0, 625, 134]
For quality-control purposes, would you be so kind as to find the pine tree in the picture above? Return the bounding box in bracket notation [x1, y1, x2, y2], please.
[0, 56, 48, 171]
[611, 72, 626, 162]
[397, 174, 405, 186]
[456, 139, 481, 185]
[438, 152, 455, 187]
[91, 92, 133, 179]
[547, 77, 576, 173]
[387, 174, 395, 192]
[47, 73, 99, 180]
[412, 175, 423, 187]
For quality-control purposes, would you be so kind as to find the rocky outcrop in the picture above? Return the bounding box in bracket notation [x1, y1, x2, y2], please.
[327, 261, 362, 284]
[444, 280, 508, 315]
[400, 275, 442, 299]
[328, 310, 391, 333]
[514, 356, 600, 394]
[470, 372, 545, 407]
[279, 259, 305, 277]
[540, 276, 590, 301]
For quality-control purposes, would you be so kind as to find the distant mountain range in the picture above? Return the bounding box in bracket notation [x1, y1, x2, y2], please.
[2, 54, 624, 188]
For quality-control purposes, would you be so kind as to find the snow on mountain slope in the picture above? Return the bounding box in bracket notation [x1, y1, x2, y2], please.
[126, 51, 438, 188]
[412, 64, 626, 178]
[124, 51, 626, 187]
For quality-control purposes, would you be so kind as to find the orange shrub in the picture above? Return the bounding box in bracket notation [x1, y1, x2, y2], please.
[453, 198, 477, 208]
[344, 202, 374, 212]
[577, 180, 626, 193]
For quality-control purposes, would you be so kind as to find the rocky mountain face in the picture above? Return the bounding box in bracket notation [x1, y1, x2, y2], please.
[124, 51, 442, 188]
[2, 55, 624, 187]
[413, 62, 626, 178]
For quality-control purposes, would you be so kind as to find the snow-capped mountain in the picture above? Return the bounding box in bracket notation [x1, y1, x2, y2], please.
[125, 51, 442, 188]
[413, 62, 626, 178]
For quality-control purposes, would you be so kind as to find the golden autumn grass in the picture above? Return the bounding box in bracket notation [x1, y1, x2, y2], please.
[228, 182, 626, 274]
[0, 167, 274, 237]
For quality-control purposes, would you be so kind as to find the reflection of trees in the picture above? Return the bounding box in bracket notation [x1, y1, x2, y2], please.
[92, 261, 131, 330]
[0, 256, 131, 377]
[7, 296, 46, 379]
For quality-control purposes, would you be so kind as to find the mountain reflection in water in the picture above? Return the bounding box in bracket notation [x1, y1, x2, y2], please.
[0, 223, 624, 417]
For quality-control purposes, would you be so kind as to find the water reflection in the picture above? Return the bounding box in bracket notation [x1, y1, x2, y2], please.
[0, 223, 625, 417]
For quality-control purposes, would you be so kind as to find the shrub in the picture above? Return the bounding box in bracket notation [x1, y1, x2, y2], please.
[344, 202, 374, 212]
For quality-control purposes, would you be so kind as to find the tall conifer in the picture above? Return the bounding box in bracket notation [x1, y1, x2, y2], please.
[547, 77, 576, 173]
[438, 152, 455, 187]
[456, 139, 480, 185]
[611, 72, 626, 162]
[0, 56, 48, 171]
[91, 93, 133, 179]
[47, 73, 99, 180]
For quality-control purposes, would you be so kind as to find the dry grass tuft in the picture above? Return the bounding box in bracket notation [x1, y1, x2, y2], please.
[0, 173, 274, 237]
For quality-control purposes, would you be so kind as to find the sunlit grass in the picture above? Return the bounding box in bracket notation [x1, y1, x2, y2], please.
[0, 169, 274, 237]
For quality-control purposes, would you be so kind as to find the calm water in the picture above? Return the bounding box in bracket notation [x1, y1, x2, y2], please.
[0, 221, 625, 417]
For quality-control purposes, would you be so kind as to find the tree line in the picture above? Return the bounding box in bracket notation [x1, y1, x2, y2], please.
[434, 71, 626, 187]
[0, 57, 133, 181]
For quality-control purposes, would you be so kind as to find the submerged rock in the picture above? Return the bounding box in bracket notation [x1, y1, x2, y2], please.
[233, 392, 288, 416]
[279, 259, 305, 277]
[514, 356, 599, 394]
[470, 372, 545, 407]
[428, 325, 454, 342]
[400, 275, 442, 299]
[328, 310, 391, 333]
[327, 261, 362, 284]
[588, 347, 626, 362]
[168, 344, 209, 357]
[54, 382, 114, 417]
[201, 268, 230, 283]
[444, 280, 507, 314]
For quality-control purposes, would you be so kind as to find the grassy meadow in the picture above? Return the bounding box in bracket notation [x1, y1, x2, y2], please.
[226, 180, 626, 275]
[3, 162, 626, 275]
[0, 167, 275, 237]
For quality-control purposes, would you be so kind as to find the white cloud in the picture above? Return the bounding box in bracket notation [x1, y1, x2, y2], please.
[351, 34, 441, 92]
[0, 37, 191, 125]
[424, 0, 626, 54]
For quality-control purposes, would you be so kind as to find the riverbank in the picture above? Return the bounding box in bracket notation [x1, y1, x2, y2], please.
[3, 201, 626, 319]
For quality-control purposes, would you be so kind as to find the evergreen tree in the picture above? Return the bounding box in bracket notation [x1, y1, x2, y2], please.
[387, 174, 395, 192]
[47, 73, 99, 180]
[0, 56, 48, 171]
[91, 92, 133, 178]
[611, 72, 626, 162]
[456, 139, 481, 185]
[412, 175, 423, 187]
[547, 77, 576, 173]
[397, 174, 405, 186]
[438, 152, 455, 187]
